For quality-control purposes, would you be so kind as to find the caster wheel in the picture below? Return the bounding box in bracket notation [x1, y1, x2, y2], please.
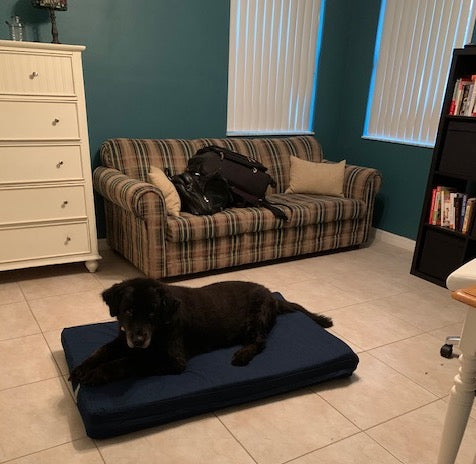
[440, 344, 453, 359]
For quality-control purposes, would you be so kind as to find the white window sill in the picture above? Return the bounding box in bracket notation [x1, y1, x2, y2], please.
[226, 130, 315, 137]
[361, 135, 434, 149]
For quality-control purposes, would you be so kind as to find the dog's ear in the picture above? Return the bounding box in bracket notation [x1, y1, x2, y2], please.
[102, 282, 133, 317]
[159, 290, 181, 325]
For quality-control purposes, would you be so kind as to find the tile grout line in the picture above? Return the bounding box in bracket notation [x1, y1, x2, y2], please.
[92, 439, 108, 464]
[363, 430, 406, 463]
[214, 414, 259, 464]
[365, 345, 457, 400]
[309, 386, 366, 432]
[364, 396, 443, 433]
[0, 437, 99, 464]
[310, 367, 442, 434]
[279, 430, 363, 464]
[0, 375, 64, 394]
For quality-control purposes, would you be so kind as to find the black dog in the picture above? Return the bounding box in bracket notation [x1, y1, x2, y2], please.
[70, 278, 332, 386]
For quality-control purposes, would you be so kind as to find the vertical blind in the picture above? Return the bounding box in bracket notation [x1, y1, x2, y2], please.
[364, 0, 476, 147]
[227, 0, 323, 135]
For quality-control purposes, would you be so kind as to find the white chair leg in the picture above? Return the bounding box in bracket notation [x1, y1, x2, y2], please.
[437, 308, 476, 464]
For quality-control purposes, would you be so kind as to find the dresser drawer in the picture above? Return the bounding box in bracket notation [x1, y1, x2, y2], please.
[0, 185, 86, 224]
[0, 222, 90, 263]
[0, 51, 75, 96]
[0, 100, 79, 140]
[0, 145, 83, 184]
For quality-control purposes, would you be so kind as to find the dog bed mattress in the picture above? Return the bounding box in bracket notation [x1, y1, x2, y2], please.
[62, 294, 359, 439]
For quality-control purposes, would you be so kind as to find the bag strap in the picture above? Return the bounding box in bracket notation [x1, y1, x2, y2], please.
[259, 199, 288, 221]
[229, 186, 288, 220]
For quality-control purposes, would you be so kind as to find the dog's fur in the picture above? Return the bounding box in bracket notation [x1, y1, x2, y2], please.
[70, 278, 332, 386]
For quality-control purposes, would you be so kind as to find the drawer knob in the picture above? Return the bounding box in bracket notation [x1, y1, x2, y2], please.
[53, 118, 60, 125]
[30, 71, 39, 79]
[64, 236, 71, 245]
[56, 161, 64, 168]
[61, 200, 68, 208]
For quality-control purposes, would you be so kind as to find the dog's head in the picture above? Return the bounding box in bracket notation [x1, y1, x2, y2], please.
[102, 278, 180, 349]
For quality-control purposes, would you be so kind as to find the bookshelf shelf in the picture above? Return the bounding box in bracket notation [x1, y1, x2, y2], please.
[446, 115, 476, 122]
[424, 223, 468, 239]
[433, 170, 476, 181]
[411, 46, 476, 287]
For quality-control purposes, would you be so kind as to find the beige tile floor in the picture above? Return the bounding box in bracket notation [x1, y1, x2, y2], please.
[0, 241, 475, 464]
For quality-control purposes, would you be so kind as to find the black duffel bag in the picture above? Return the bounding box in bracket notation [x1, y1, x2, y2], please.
[170, 171, 233, 216]
[188, 145, 287, 219]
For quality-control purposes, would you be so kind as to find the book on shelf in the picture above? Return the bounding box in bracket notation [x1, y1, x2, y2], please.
[440, 187, 456, 227]
[467, 75, 476, 116]
[428, 185, 475, 234]
[462, 197, 476, 234]
[449, 75, 476, 116]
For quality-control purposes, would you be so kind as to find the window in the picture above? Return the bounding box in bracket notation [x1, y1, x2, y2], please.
[227, 0, 324, 136]
[364, 0, 476, 147]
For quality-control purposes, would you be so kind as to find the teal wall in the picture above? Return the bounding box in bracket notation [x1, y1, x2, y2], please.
[0, 0, 229, 236]
[314, 0, 433, 239]
[1, 1, 473, 240]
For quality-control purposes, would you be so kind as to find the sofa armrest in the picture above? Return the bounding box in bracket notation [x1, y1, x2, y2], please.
[340, 163, 381, 242]
[93, 167, 167, 220]
[342, 164, 382, 202]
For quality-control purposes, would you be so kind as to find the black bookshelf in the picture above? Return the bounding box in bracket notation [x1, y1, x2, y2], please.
[411, 46, 476, 287]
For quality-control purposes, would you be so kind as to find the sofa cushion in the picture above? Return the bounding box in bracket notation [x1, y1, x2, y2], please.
[148, 166, 181, 216]
[167, 193, 366, 242]
[285, 157, 346, 197]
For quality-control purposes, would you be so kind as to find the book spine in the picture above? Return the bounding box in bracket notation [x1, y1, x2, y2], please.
[466, 75, 476, 116]
[453, 79, 464, 115]
[441, 189, 451, 227]
[432, 189, 441, 225]
[458, 83, 471, 116]
[453, 194, 463, 231]
[450, 78, 461, 115]
[428, 187, 437, 224]
[459, 194, 468, 231]
[462, 198, 476, 234]
[449, 192, 456, 229]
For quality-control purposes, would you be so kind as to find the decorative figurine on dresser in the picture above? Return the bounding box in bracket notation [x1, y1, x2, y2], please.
[0, 40, 101, 273]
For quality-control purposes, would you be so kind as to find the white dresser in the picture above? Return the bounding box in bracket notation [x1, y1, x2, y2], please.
[0, 40, 100, 272]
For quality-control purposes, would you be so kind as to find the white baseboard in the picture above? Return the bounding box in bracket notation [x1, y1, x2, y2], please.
[371, 228, 416, 252]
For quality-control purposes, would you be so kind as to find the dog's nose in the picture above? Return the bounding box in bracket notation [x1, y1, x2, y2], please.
[131, 331, 147, 347]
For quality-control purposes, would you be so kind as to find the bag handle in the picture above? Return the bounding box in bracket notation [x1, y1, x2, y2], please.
[197, 145, 268, 172]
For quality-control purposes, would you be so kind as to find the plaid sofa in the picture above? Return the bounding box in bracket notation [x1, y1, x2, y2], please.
[93, 136, 381, 279]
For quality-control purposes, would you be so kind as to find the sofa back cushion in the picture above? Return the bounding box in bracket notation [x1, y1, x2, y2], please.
[100, 136, 323, 194]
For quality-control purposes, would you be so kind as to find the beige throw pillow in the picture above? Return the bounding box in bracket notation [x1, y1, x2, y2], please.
[285, 156, 346, 197]
[148, 166, 181, 216]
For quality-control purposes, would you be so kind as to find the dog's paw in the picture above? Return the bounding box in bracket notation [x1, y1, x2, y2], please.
[69, 364, 89, 384]
[76, 367, 111, 386]
[231, 351, 252, 366]
[69, 363, 110, 386]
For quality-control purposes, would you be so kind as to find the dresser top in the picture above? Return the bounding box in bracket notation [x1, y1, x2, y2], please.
[0, 40, 85, 52]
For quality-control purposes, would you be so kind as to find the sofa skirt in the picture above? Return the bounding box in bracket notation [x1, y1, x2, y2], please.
[164, 220, 365, 278]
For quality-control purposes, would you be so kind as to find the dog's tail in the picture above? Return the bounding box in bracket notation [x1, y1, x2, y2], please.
[276, 299, 333, 328]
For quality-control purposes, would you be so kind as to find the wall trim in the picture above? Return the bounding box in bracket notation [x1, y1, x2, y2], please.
[371, 227, 416, 252]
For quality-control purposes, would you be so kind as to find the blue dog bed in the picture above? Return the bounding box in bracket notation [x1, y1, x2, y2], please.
[62, 293, 358, 439]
